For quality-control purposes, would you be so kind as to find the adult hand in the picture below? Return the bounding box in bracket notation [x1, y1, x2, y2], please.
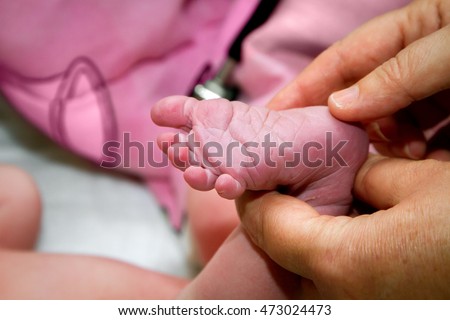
[237, 155, 450, 298]
[268, 0, 450, 161]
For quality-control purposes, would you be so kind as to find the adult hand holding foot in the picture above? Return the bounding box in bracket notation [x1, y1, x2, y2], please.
[269, 0, 450, 160]
[237, 155, 450, 299]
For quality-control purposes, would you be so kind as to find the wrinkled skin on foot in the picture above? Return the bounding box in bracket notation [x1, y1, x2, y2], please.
[152, 96, 369, 215]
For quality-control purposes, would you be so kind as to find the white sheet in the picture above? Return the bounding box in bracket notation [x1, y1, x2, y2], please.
[0, 94, 193, 278]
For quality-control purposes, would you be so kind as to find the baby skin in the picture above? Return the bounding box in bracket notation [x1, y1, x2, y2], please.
[152, 96, 369, 299]
[152, 96, 368, 215]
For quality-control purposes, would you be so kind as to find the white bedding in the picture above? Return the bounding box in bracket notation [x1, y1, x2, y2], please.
[0, 95, 193, 278]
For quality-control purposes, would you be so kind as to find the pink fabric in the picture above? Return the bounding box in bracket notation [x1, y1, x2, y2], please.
[235, 0, 411, 105]
[0, 0, 410, 228]
[0, 0, 257, 229]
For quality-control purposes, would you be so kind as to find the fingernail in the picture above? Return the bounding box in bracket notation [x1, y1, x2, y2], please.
[368, 122, 390, 142]
[404, 141, 426, 160]
[330, 85, 359, 109]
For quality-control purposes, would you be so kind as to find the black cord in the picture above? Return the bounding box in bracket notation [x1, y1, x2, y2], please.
[228, 0, 280, 62]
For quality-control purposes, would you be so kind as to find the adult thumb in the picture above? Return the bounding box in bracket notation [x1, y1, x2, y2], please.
[328, 25, 450, 122]
[236, 191, 348, 279]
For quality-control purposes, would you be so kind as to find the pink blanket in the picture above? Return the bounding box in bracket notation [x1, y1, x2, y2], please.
[0, 0, 409, 228]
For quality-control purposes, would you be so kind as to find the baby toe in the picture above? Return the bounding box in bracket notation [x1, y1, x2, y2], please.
[215, 174, 245, 199]
[167, 134, 198, 171]
[151, 95, 197, 131]
[157, 132, 178, 154]
[167, 145, 189, 171]
[184, 166, 217, 191]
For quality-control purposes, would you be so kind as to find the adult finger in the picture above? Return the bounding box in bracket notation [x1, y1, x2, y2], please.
[236, 191, 351, 279]
[267, 1, 428, 110]
[426, 122, 450, 161]
[329, 25, 450, 121]
[353, 155, 446, 209]
[366, 113, 427, 160]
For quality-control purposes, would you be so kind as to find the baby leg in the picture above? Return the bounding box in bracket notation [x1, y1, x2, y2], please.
[152, 96, 369, 299]
[178, 225, 303, 299]
[0, 250, 188, 299]
[0, 164, 188, 299]
[187, 187, 239, 265]
[0, 165, 41, 250]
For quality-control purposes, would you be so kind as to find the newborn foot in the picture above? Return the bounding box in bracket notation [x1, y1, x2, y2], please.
[151, 96, 368, 215]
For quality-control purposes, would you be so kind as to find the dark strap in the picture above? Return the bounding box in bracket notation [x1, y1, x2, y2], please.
[228, 0, 281, 62]
[190, 0, 280, 100]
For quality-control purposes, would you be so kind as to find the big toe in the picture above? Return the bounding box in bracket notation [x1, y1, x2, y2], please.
[151, 95, 196, 130]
